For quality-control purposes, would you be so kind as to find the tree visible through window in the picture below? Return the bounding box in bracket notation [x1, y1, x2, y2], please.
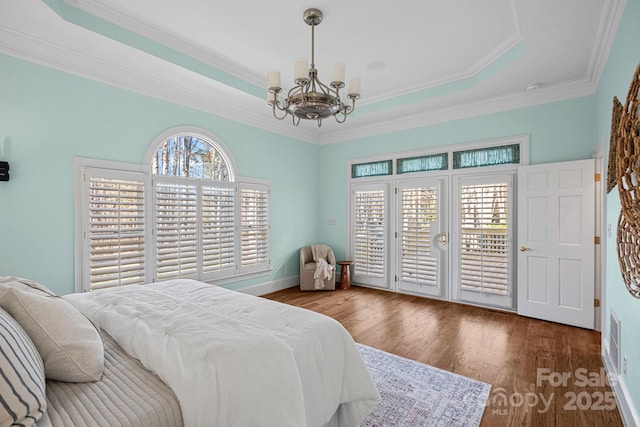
[152, 135, 229, 180]
[149, 130, 269, 283]
[78, 129, 270, 292]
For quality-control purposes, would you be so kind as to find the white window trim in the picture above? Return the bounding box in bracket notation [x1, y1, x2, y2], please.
[75, 127, 271, 292]
[143, 126, 238, 180]
[345, 134, 528, 305]
[74, 158, 146, 293]
[348, 134, 529, 175]
[346, 134, 529, 253]
[451, 172, 515, 309]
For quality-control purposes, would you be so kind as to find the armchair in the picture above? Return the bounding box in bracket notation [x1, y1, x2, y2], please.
[299, 245, 336, 291]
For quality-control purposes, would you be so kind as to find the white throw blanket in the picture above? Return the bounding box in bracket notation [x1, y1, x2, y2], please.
[314, 257, 334, 290]
[64, 279, 380, 427]
[311, 244, 334, 290]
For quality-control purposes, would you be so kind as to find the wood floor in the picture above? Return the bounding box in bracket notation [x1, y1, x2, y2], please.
[263, 285, 623, 427]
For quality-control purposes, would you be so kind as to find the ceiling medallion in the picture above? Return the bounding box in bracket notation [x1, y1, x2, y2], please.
[267, 8, 361, 127]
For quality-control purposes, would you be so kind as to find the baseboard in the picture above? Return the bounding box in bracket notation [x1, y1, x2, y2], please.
[237, 276, 299, 296]
[603, 342, 640, 427]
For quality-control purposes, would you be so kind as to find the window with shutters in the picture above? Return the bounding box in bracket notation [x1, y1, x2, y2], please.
[81, 168, 147, 291]
[77, 127, 270, 292]
[351, 183, 389, 287]
[239, 183, 270, 273]
[457, 177, 512, 297]
[347, 135, 524, 307]
[150, 130, 269, 282]
[201, 183, 235, 275]
[153, 180, 198, 280]
[399, 185, 438, 286]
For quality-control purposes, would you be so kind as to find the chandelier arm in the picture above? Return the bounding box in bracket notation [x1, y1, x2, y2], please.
[313, 75, 334, 98]
[289, 83, 306, 107]
[335, 107, 349, 123]
[288, 84, 303, 99]
[271, 103, 288, 120]
[344, 98, 357, 116]
[292, 115, 300, 126]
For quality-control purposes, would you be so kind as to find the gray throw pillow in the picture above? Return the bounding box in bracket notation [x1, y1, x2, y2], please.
[0, 307, 47, 426]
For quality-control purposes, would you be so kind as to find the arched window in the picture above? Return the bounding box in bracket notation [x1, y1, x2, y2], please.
[144, 127, 269, 284]
[75, 127, 270, 292]
[146, 127, 236, 181]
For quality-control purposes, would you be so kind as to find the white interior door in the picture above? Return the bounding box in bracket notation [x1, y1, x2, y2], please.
[517, 159, 595, 329]
[396, 177, 447, 297]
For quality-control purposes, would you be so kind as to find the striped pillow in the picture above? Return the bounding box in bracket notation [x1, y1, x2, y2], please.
[0, 307, 47, 426]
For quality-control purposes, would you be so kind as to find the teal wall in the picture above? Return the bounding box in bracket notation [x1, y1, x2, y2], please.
[317, 97, 597, 259]
[0, 53, 601, 294]
[1, 16, 637, 421]
[1, 1, 637, 417]
[596, 0, 640, 415]
[0, 54, 319, 295]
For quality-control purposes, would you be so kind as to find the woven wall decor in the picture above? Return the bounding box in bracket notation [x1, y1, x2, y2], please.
[617, 212, 640, 296]
[607, 97, 623, 193]
[616, 62, 640, 298]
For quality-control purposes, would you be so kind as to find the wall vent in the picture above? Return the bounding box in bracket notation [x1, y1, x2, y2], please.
[609, 309, 621, 374]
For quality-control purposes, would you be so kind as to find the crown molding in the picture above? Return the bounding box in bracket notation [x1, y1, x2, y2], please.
[0, 25, 318, 144]
[585, 0, 626, 86]
[0, 23, 600, 147]
[0, 0, 625, 147]
[66, 0, 527, 110]
[64, 0, 264, 88]
[361, 33, 524, 107]
[317, 79, 597, 145]
[361, 0, 523, 107]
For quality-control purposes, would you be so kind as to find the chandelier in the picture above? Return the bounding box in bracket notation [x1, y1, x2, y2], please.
[267, 8, 361, 127]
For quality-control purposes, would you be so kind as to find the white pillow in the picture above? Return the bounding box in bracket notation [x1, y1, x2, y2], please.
[0, 287, 104, 382]
[0, 307, 47, 426]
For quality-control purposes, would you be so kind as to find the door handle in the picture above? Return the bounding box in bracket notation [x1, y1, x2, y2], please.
[438, 231, 447, 245]
[520, 246, 532, 252]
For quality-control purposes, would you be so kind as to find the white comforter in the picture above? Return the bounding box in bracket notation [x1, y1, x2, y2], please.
[64, 279, 380, 427]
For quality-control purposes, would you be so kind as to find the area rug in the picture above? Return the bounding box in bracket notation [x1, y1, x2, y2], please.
[357, 344, 491, 427]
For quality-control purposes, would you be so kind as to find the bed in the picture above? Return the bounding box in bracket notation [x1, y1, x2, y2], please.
[0, 277, 380, 427]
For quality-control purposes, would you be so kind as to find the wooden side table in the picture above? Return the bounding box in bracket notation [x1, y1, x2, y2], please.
[336, 261, 354, 290]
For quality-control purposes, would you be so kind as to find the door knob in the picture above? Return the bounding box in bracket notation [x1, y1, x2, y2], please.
[438, 231, 447, 245]
[520, 246, 531, 252]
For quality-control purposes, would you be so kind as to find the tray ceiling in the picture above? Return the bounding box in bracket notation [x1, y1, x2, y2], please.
[0, 0, 626, 143]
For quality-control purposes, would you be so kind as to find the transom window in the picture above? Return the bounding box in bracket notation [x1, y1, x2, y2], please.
[347, 135, 526, 310]
[77, 127, 270, 292]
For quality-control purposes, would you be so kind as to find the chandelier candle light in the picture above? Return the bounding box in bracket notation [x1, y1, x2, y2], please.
[267, 8, 361, 127]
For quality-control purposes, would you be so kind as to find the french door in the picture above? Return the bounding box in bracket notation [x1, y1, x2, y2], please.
[350, 173, 515, 310]
[396, 178, 448, 297]
[350, 177, 449, 295]
[452, 174, 515, 309]
[351, 182, 391, 288]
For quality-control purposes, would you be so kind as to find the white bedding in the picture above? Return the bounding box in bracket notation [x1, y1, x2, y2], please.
[64, 279, 380, 427]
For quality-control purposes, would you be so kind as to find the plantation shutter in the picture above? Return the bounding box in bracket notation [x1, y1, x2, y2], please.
[458, 177, 511, 296]
[201, 183, 235, 277]
[239, 182, 270, 273]
[399, 185, 438, 286]
[352, 183, 389, 287]
[83, 169, 146, 291]
[153, 179, 198, 280]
